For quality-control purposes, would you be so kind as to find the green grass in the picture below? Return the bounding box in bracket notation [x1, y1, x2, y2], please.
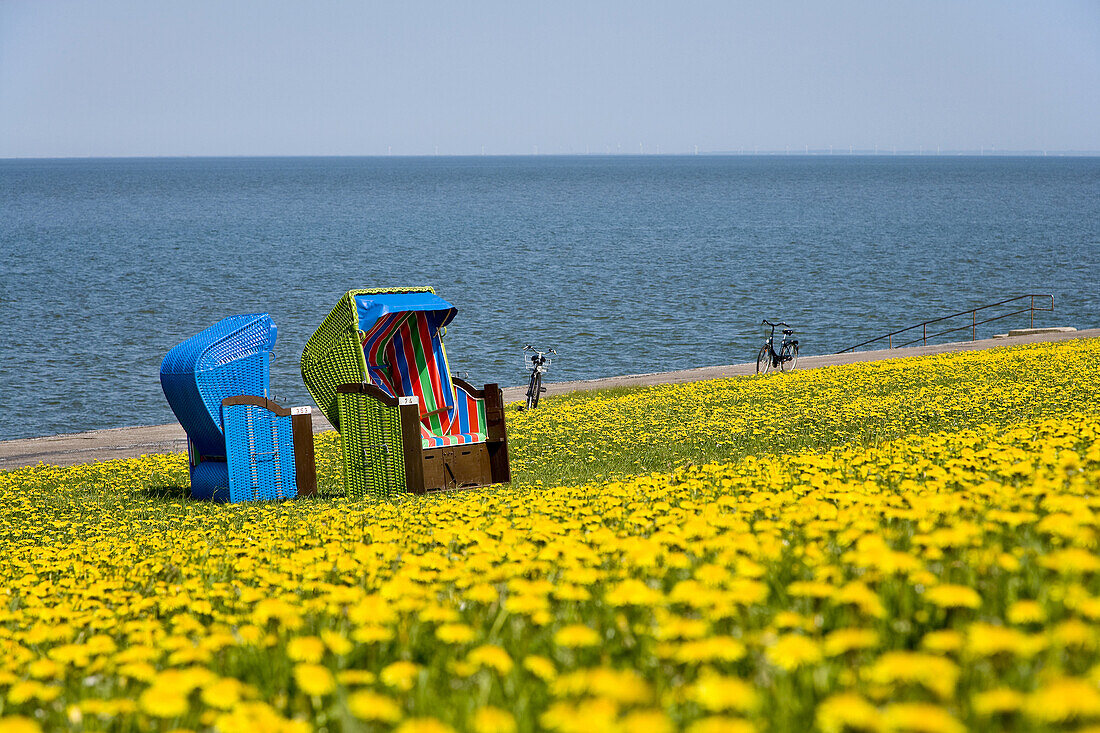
[7, 338, 1100, 508]
[494, 338, 1100, 488]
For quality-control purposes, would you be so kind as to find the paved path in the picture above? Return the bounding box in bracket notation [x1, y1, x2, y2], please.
[3, 328, 1096, 471]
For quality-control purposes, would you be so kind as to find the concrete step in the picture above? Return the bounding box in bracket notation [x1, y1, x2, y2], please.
[993, 326, 1077, 339]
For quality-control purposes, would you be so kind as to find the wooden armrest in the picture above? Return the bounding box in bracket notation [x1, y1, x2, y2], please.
[221, 395, 293, 416]
[336, 382, 399, 407]
[452, 377, 483, 397]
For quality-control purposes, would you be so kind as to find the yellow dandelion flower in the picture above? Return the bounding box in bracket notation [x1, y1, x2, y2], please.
[834, 581, 886, 618]
[620, 709, 672, 733]
[924, 584, 982, 610]
[201, 678, 243, 710]
[772, 611, 808, 630]
[118, 661, 157, 682]
[450, 660, 477, 678]
[1052, 619, 1096, 649]
[1024, 677, 1100, 722]
[381, 661, 421, 691]
[1077, 597, 1100, 621]
[293, 663, 335, 697]
[522, 655, 557, 681]
[966, 622, 1045, 658]
[287, 636, 326, 663]
[767, 634, 823, 671]
[337, 669, 376, 687]
[687, 672, 758, 713]
[604, 578, 664, 607]
[823, 628, 879, 657]
[816, 692, 879, 733]
[787, 580, 836, 600]
[436, 623, 476, 645]
[347, 691, 402, 723]
[1039, 548, 1100, 575]
[553, 625, 600, 648]
[236, 625, 264, 645]
[467, 645, 514, 675]
[881, 703, 964, 733]
[673, 636, 747, 664]
[472, 706, 517, 733]
[1006, 600, 1046, 625]
[466, 583, 499, 604]
[921, 630, 964, 654]
[553, 668, 651, 705]
[864, 652, 959, 700]
[213, 701, 306, 733]
[320, 630, 353, 656]
[139, 687, 189, 718]
[352, 625, 395, 644]
[972, 688, 1024, 716]
[540, 698, 619, 733]
[0, 717, 42, 733]
[25, 659, 61, 680]
[7, 682, 52, 705]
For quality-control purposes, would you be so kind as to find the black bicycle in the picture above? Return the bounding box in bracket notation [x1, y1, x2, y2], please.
[522, 344, 555, 410]
[756, 320, 799, 374]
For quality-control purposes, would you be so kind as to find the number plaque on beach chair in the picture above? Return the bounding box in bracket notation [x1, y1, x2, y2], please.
[160, 314, 317, 502]
[300, 288, 510, 499]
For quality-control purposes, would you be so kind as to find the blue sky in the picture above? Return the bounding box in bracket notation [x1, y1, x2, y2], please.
[1, 0, 1098, 157]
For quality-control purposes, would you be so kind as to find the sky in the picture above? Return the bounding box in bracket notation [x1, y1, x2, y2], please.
[1, 0, 1098, 157]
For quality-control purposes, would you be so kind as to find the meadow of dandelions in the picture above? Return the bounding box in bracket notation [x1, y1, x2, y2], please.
[1, 338, 1099, 732]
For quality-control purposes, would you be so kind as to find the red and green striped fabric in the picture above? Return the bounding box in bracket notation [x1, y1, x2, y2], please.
[387, 312, 455, 435]
[361, 310, 489, 447]
[422, 383, 485, 447]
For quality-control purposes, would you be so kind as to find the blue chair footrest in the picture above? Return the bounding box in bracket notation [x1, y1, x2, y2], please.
[223, 397, 299, 502]
[190, 460, 230, 502]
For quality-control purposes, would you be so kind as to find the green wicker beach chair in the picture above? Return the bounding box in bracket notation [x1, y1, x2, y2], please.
[301, 287, 509, 499]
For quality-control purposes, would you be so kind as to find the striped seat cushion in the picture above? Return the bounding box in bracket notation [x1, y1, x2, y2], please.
[422, 432, 487, 449]
[419, 382, 488, 447]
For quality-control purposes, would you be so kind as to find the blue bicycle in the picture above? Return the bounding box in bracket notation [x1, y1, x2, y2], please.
[757, 320, 799, 374]
[522, 344, 556, 409]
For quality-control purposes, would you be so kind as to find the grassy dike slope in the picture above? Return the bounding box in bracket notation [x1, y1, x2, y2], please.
[1, 338, 1099, 732]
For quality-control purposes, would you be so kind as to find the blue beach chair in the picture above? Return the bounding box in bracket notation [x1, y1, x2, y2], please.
[160, 314, 317, 502]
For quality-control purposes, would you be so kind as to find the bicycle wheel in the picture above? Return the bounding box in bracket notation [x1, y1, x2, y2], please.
[530, 372, 543, 409]
[526, 371, 540, 410]
[756, 345, 772, 374]
[780, 342, 799, 372]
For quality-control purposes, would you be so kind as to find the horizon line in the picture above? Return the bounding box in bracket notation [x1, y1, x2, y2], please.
[4, 149, 1100, 161]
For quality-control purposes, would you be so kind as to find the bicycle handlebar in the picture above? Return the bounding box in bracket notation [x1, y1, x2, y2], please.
[761, 319, 791, 328]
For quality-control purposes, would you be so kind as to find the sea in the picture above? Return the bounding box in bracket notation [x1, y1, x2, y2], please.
[1, 155, 1098, 441]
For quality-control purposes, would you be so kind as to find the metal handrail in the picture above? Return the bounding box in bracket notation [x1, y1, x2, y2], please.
[839, 294, 1054, 354]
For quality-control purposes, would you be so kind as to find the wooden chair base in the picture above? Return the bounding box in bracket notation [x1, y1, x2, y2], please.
[336, 381, 510, 498]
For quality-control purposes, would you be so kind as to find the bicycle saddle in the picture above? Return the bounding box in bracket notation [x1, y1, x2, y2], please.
[782, 329, 794, 335]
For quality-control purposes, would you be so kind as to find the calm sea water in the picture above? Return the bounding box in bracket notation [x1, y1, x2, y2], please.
[1, 156, 1098, 440]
